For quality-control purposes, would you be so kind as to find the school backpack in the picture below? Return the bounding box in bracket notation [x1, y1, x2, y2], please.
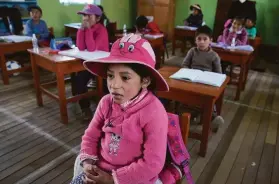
[166, 113, 194, 184]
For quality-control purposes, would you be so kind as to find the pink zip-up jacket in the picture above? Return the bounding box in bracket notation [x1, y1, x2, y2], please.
[76, 23, 109, 52]
[80, 91, 168, 184]
[217, 27, 248, 46]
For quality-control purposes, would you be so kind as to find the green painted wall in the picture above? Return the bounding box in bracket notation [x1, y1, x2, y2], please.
[175, 0, 279, 45]
[37, 0, 136, 37]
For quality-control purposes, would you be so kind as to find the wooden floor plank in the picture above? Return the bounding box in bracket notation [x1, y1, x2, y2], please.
[241, 111, 270, 184]
[48, 167, 74, 184]
[195, 71, 263, 184]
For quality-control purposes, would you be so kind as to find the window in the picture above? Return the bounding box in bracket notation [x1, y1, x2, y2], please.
[59, 0, 101, 5]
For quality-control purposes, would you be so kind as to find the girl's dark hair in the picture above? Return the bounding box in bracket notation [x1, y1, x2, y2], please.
[107, 63, 155, 90]
[233, 16, 246, 26]
[125, 63, 156, 90]
[135, 15, 148, 30]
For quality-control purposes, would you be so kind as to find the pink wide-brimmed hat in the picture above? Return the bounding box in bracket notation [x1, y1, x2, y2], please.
[77, 4, 102, 16]
[83, 33, 169, 91]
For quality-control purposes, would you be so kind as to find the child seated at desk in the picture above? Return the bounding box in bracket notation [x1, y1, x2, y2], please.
[182, 25, 224, 131]
[217, 17, 248, 46]
[245, 17, 257, 39]
[184, 4, 203, 28]
[135, 15, 161, 35]
[25, 5, 49, 42]
[75, 4, 109, 121]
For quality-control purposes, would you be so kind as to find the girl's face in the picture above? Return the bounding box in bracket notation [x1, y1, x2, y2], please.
[82, 14, 99, 27]
[107, 64, 150, 104]
[30, 9, 41, 21]
[232, 19, 243, 31]
[192, 9, 199, 15]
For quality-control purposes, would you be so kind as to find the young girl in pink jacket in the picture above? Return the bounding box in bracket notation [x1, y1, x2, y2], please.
[217, 17, 248, 46]
[74, 4, 109, 121]
[70, 34, 183, 184]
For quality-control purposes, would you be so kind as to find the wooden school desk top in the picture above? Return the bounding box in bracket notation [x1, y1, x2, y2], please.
[27, 48, 80, 63]
[158, 66, 230, 98]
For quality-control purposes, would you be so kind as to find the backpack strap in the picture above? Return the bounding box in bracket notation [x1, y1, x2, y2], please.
[167, 113, 194, 184]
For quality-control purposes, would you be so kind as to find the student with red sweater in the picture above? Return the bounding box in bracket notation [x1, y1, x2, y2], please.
[135, 15, 161, 35]
[75, 4, 109, 121]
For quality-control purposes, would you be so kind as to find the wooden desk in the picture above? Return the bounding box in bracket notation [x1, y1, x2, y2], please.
[172, 28, 196, 55]
[157, 66, 230, 157]
[28, 48, 103, 124]
[64, 23, 80, 37]
[212, 47, 253, 101]
[0, 41, 33, 84]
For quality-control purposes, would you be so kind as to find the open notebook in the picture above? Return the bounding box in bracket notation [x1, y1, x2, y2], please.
[143, 34, 164, 39]
[0, 35, 32, 43]
[59, 48, 110, 61]
[176, 25, 198, 31]
[170, 68, 226, 87]
[211, 42, 254, 52]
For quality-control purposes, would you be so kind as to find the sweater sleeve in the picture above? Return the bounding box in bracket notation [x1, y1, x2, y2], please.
[39, 20, 49, 40]
[221, 28, 237, 46]
[76, 29, 86, 51]
[112, 111, 168, 184]
[85, 26, 109, 52]
[80, 97, 106, 161]
[212, 53, 222, 73]
[236, 29, 248, 46]
[182, 48, 194, 68]
[25, 20, 33, 37]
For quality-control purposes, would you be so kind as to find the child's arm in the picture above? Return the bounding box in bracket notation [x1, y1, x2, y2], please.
[25, 20, 33, 37]
[212, 54, 222, 74]
[221, 28, 236, 45]
[39, 21, 49, 40]
[76, 29, 86, 51]
[80, 97, 106, 163]
[85, 27, 109, 52]
[236, 29, 248, 46]
[181, 48, 194, 68]
[112, 111, 168, 184]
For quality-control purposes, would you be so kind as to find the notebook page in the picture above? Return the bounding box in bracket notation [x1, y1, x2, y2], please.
[176, 26, 198, 31]
[0, 35, 32, 43]
[59, 48, 110, 60]
[170, 68, 202, 82]
[143, 34, 164, 39]
[194, 71, 226, 87]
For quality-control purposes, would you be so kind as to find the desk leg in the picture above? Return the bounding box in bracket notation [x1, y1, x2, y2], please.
[0, 54, 9, 85]
[235, 63, 246, 101]
[199, 99, 214, 157]
[172, 35, 176, 56]
[243, 59, 250, 91]
[56, 71, 68, 124]
[216, 91, 224, 116]
[30, 54, 43, 106]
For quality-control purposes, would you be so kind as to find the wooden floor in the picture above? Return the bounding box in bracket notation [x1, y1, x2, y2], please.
[1, 56, 279, 184]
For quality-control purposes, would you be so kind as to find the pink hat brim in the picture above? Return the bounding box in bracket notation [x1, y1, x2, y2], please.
[83, 56, 169, 92]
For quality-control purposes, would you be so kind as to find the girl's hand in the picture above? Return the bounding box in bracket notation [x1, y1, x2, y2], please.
[82, 163, 98, 183]
[90, 166, 114, 184]
[81, 21, 90, 29]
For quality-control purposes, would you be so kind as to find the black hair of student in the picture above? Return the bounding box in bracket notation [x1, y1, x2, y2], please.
[246, 17, 256, 25]
[125, 63, 156, 91]
[233, 16, 246, 26]
[97, 5, 104, 12]
[28, 5, 42, 14]
[135, 15, 148, 30]
[196, 25, 213, 38]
